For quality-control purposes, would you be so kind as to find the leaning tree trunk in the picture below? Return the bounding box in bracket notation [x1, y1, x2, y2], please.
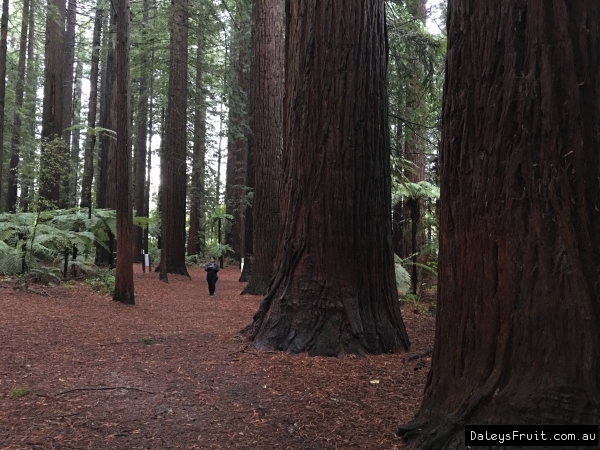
[397, 2, 600, 449]
[241, 0, 283, 295]
[113, 0, 134, 304]
[5, 0, 29, 212]
[242, 0, 410, 356]
[39, 0, 65, 208]
[160, 0, 189, 276]
[80, 6, 102, 210]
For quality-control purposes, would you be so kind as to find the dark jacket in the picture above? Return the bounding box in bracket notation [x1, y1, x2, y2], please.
[205, 262, 220, 279]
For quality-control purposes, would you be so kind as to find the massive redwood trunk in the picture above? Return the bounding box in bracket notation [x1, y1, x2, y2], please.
[241, 0, 283, 295]
[242, 0, 409, 356]
[39, 0, 65, 208]
[160, 0, 189, 276]
[398, 2, 600, 448]
[113, 0, 134, 304]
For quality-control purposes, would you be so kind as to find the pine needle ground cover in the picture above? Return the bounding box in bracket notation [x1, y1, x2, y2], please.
[0, 266, 433, 449]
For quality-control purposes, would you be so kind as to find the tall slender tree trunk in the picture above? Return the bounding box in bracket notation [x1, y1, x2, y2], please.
[20, 0, 36, 212]
[242, 0, 410, 356]
[59, 0, 76, 208]
[225, 22, 250, 262]
[39, 0, 66, 208]
[402, 0, 427, 294]
[241, 0, 283, 295]
[134, 0, 150, 263]
[239, 0, 256, 283]
[70, 52, 83, 204]
[160, 0, 189, 276]
[96, 15, 116, 266]
[80, 7, 103, 210]
[398, 2, 600, 448]
[113, 0, 134, 304]
[187, 35, 206, 257]
[6, 0, 29, 212]
[0, 0, 8, 211]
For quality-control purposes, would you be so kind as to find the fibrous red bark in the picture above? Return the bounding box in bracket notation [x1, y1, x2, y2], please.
[242, 0, 409, 356]
[398, 1, 600, 448]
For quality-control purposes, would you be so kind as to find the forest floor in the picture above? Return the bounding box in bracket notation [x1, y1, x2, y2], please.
[0, 265, 434, 450]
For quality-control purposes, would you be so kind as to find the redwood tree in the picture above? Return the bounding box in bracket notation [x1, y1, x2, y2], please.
[134, 0, 150, 262]
[187, 33, 206, 257]
[39, 0, 65, 207]
[160, 0, 189, 276]
[241, 0, 283, 295]
[6, 0, 29, 212]
[80, 6, 102, 211]
[242, 0, 409, 356]
[113, 0, 134, 304]
[398, 1, 600, 448]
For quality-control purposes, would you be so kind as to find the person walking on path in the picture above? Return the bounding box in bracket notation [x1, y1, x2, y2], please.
[205, 257, 220, 297]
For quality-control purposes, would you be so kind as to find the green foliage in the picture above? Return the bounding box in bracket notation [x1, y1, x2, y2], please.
[141, 338, 154, 345]
[395, 260, 412, 295]
[205, 243, 233, 260]
[85, 268, 115, 296]
[8, 388, 30, 398]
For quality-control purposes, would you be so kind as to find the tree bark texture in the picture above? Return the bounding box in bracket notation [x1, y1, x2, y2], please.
[59, 0, 76, 208]
[240, 0, 282, 295]
[113, 0, 134, 304]
[242, 0, 410, 356]
[6, 0, 29, 212]
[187, 36, 206, 257]
[134, 0, 150, 262]
[161, 0, 189, 276]
[398, 2, 600, 448]
[80, 7, 102, 210]
[39, 0, 65, 208]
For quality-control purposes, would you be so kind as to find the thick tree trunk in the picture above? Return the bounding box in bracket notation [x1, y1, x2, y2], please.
[133, 0, 150, 263]
[161, 0, 189, 276]
[39, 0, 65, 208]
[398, 2, 600, 448]
[242, 0, 410, 356]
[240, 0, 282, 295]
[113, 0, 134, 304]
[59, 0, 76, 208]
[80, 7, 102, 210]
[6, 0, 29, 212]
[187, 36, 206, 257]
[20, 0, 36, 212]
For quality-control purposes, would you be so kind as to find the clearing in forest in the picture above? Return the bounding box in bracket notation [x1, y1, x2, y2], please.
[0, 265, 433, 449]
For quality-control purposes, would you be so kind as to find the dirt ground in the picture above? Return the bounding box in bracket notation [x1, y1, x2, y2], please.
[0, 265, 434, 450]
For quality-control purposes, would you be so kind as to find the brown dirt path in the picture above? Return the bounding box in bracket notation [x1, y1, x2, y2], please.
[0, 265, 434, 449]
